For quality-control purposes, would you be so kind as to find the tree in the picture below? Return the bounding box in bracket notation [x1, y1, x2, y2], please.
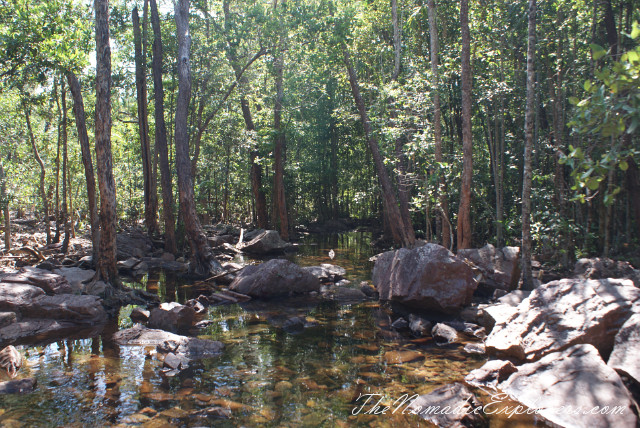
[522, 0, 537, 290]
[150, 0, 177, 254]
[60, 77, 70, 254]
[457, 0, 473, 250]
[133, 4, 158, 236]
[174, 0, 220, 276]
[94, 0, 118, 284]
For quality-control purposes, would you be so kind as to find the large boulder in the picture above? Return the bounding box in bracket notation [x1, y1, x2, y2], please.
[22, 294, 107, 324]
[608, 313, 640, 386]
[1, 267, 73, 295]
[372, 244, 477, 314]
[574, 257, 640, 287]
[237, 230, 292, 254]
[0, 283, 44, 312]
[116, 229, 154, 260]
[458, 244, 521, 292]
[499, 344, 638, 428]
[148, 302, 196, 333]
[229, 259, 320, 298]
[485, 278, 640, 361]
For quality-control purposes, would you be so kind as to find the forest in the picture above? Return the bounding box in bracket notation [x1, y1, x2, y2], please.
[0, 0, 639, 426]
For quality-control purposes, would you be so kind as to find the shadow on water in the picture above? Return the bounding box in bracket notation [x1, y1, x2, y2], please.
[0, 232, 544, 427]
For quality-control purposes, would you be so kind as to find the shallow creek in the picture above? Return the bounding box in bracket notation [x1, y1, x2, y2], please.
[0, 233, 542, 427]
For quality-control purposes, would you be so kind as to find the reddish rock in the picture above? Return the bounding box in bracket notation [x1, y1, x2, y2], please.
[459, 244, 521, 291]
[372, 244, 477, 314]
[465, 360, 517, 389]
[148, 302, 196, 333]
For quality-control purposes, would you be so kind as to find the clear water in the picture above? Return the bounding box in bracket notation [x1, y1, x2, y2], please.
[0, 232, 542, 427]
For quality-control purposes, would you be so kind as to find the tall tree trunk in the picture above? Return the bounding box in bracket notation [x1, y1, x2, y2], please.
[61, 78, 70, 254]
[54, 80, 61, 244]
[427, 0, 450, 249]
[23, 100, 50, 245]
[603, 0, 618, 58]
[273, 48, 289, 241]
[66, 72, 100, 261]
[150, 0, 177, 254]
[242, 97, 269, 229]
[0, 163, 9, 251]
[343, 45, 415, 247]
[391, 0, 401, 80]
[174, 0, 220, 276]
[94, 0, 118, 284]
[522, 0, 537, 290]
[133, 5, 158, 236]
[457, 0, 473, 250]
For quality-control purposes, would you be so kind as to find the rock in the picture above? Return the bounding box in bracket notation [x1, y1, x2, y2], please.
[237, 230, 291, 254]
[207, 235, 237, 247]
[35, 261, 57, 271]
[303, 264, 346, 283]
[282, 316, 306, 333]
[431, 323, 457, 345]
[458, 244, 521, 292]
[462, 343, 485, 355]
[0, 283, 45, 312]
[130, 307, 151, 323]
[117, 257, 141, 271]
[163, 352, 190, 370]
[160, 252, 176, 262]
[464, 360, 518, 389]
[0, 345, 22, 377]
[496, 290, 531, 306]
[383, 349, 424, 364]
[116, 229, 154, 260]
[53, 267, 95, 293]
[0, 319, 100, 344]
[77, 256, 93, 269]
[185, 299, 206, 314]
[485, 278, 640, 361]
[148, 302, 196, 333]
[83, 281, 107, 296]
[491, 289, 508, 300]
[0, 312, 16, 328]
[2, 267, 73, 295]
[408, 315, 432, 337]
[359, 282, 377, 298]
[499, 344, 638, 428]
[0, 378, 36, 394]
[574, 257, 640, 287]
[335, 279, 351, 287]
[22, 294, 107, 324]
[406, 383, 486, 427]
[391, 317, 408, 330]
[459, 306, 482, 324]
[330, 287, 367, 303]
[140, 258, 188, 272]
[478, 304, 517, 333]
[113, 325, 224, 359]
[372, 244, 477, 314]
[608, 313, 640, 386]
[229, 259, 320, 298]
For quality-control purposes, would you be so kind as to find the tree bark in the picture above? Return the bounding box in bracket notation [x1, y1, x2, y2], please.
[94, 0, 118, 284]
[457, 0, 473, 250]
[150, 0, 177, 254]
[133, 5, 158, 236]
[427, 0, 450, 249]
[23, 100, 50, 245]
[174, 0, 220, 276]
[67, 72, 100, 261]
[60, 78, 70, 254]
[343, 45, 415, 247]
[522, 0, 537, 290]
[0, 163, 9, 251]
[54, 80, 61, 244]
[603, 0, 618, 58]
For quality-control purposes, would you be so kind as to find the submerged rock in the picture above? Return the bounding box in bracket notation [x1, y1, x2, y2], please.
[229, 259, 320, 298]
[372, 244, 477, 314]
[499, 344, 638, 428]
[0, 378, 36, 394]
[485, 278, 640, 361]
[406, 383, 486, 427]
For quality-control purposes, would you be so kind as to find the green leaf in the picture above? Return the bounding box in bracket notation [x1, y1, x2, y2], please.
[590, 44, 607, 60]
[587, 177, 601, 191]
[631, 22, 640, 40]
[619, 160, 629, 171]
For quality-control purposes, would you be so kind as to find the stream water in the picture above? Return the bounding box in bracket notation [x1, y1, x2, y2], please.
[0, 232, 542, 427]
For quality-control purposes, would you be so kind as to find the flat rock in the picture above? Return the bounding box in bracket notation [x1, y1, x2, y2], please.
[462, 343, 485, 355]
[0, 319, 97, 344]
[608, 312, 640, 385]
[2, 267, 72, 295]
[22, 294, 107, 324]
[406, 382, 486, 427]
[464, 360, 517, 389]
[229, 259, 320, 298]
[499, 344, 638, 428]
[0, 312, 16, 328]
[117, 257, 140, 271]
[0, 378, 36, 394]
[237, 230, 291, 254]
[53, 267, 95, 293]
[485, 278, 640, 361]
[372, 244, 477, 314]
[303, 264, 346, 283]
[0, 283, 45, 312]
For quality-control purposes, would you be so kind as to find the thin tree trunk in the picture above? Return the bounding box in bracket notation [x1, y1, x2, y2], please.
[457, 0, 473, 250]
[243, 97, 269, 229]
[427, 0, 450, 249]
[273, 47, 289, 241]
[0, 163, 9, 251]
[94, 0, 118, 284]
[391, 0, 401, 80]
[343, 45, 415, 247]
[174, 0, 220, 276]
[54, 79, 61, 244]
[23, 100, 51, 245]
[61, 78, 70, 254]
[150, 0, 177, 254]
[66, 72, 99, 261]
[522, 0, 537, 290]
[133, 5, 158, 236]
